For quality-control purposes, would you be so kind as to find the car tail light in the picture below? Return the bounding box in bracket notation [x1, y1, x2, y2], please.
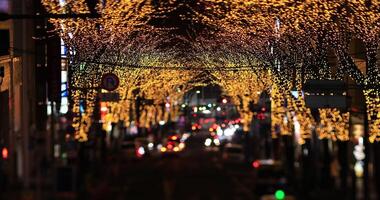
[252, 160, 260, 169]
[136, 147, 145, 158]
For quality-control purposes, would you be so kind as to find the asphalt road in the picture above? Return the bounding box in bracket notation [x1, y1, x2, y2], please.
[84, 133, 258, 200]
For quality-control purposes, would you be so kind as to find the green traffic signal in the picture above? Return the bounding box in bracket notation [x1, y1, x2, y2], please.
[275, 189, 285, 200]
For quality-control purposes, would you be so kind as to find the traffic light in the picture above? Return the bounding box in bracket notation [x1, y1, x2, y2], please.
[274, 189, 285, 200]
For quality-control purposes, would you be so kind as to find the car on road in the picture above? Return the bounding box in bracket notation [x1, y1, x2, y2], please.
[134, 137, 151, 158]
[222, 143, 244, 163]
[204, 136, 220, 149]
[160, 135, 185, 154]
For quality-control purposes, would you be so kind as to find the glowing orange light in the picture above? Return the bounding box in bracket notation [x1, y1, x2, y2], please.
[2, 147, 8, 159]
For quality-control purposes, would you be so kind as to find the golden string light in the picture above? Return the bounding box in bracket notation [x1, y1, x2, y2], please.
[41, 0, 380, 143]
[317, 108, 350, 141]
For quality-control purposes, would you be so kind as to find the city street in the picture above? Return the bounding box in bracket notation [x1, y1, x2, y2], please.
[82, 134, 257, 200]
[1, 1, 380, 200]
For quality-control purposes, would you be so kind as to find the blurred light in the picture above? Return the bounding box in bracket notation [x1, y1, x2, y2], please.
[101, 105, 108, 112]
[47, 102, 52, 115]
[65, 134, 70, 140]
[202, 110, 211, 114]
[181, 133, 190, 142]
[157, 144, 163, 150]
[173, 147, 180, 152]
[234, 124, 240, 129]
[204, 138, 212, 147]
[59, 97, 69, 114]
[209, 128, 214, 132]
[208, 103, 212, 108]
[137, 147, 145, 157]
[216, 127, 223, 136]
[260, 159, 275, 165]
[193, 107, 198, 112]
[179, 142, 185, 149]
[160, 147, 167, 152]
[252, 160, 260, 168]
[213, 139, 220, 146]
[167, 144, 173, 149]
[2, 147, 8, 159]
[159, 121, 165, 125]
[148, 143, 154, 150]
[354, 161, 364, 177]
[354, 144, 365, 160]
[359, 137, 364, 145]
[59, 0, 66, 8]
[196, 90, 201, 94]
[181, 104, 186, 108]
[224, 127, 236, 137]
[54, 144, 60, 158]
[275, 190, 285, 200]
[293, 117, 301, 143]
[291, 90, 304, 99]
[171, 136, 178, 140]
[216, 107, 221, 111]
[192, 125, 197, 131]
[303, 148, 309, 156]
[165, 103, 170, 108]
[222, 98, 228, 104]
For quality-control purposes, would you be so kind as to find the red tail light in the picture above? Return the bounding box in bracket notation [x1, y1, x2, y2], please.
[252, 160, 260, 169]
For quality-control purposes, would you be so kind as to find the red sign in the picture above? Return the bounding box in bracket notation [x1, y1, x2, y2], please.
[101, 73, 119, 91]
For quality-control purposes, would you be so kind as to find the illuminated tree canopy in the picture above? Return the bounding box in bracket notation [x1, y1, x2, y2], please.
[42, 0, 380, 142]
